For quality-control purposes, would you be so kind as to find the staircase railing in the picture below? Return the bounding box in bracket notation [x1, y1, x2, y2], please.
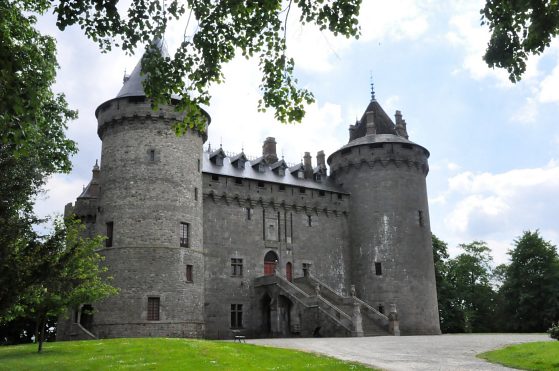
[302, 273, 392, 333]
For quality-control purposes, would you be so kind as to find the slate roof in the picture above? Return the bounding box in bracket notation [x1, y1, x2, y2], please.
[202, 151, 347, 193]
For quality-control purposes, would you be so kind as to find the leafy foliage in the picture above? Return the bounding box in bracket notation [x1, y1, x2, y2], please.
[481, 0, 559, 82]
[0, 0, 77, 318]
[500, 230, 559, 332]
[433, 238, 500, 333]
[2, 218, 118, 352]
[51, 0, 361, 130]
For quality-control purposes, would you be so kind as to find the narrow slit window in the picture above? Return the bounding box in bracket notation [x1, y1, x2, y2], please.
[375, 262, 382, 276]
[180, 222, 189, 248]
[149, 149, 155, 162]
[378, 304, 385, 314]
[246, 207, 253, 220]
[186, 264, 193, 282]
[307, 215, 312, 227]
[106, 222, 113, 247]
[418, 210, 424, 227]
[194, 187, 198, 201]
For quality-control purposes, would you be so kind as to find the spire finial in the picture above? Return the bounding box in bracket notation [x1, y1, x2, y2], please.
[370, 72, 375, 101]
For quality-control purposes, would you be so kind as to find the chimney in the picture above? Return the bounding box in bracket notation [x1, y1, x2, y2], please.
[316, 150, 326, 172]
[303, 152, 313, 179]
[262, 137, 278, 164]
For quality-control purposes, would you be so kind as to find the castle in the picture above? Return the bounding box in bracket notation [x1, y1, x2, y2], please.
[58, 43, 441, 340]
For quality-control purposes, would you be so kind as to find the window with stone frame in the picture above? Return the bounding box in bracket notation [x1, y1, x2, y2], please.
[246, 207, 253, 220]
[106, 222, 113, 247]
[375, 262, 382, 276]
[180, 222, 189, 247]
[147, 297, 160, 321]
[230, 304, 243, 329]
[186, 264, 193, 282]
[231, 258, 243, 277]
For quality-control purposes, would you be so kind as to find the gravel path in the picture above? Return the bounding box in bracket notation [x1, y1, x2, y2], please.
[248, 333, 550, 370]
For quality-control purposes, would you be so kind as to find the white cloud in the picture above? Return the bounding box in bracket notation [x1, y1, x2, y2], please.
[436, 161, 559, 263]
[539, 59, 559, 103]
[511, 97, 538, 124]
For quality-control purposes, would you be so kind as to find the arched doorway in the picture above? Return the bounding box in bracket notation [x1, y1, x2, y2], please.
[286, 262, 293, 282]
[260, 293, 272, 336]
[80, 304, 94, 331]
[264, 250, 278, 276]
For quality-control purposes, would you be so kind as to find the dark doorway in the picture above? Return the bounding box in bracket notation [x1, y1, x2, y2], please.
[80, 304, 94, 331]
[260, 293, 272, 336]
[286, 262, 293, 282]
[264, 250, 278, 276]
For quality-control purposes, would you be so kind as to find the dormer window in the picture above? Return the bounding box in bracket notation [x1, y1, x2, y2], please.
[231, 152, 248, 169]
[209, 148, 226, 166]
[298, 171, 304, 179]
[314, 174, 322, 182]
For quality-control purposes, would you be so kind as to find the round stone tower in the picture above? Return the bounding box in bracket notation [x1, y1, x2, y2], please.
[328, 97, 440, 335]
[92, 40, 209, 338]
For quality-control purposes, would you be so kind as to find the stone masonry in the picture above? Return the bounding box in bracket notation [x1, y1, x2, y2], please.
[57, 43, 441, 341]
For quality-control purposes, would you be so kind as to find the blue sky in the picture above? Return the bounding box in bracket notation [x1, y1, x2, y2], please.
[35, 0, 559, 264]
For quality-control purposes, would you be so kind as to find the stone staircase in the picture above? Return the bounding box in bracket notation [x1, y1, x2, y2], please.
[254, 271, 396, 337]
[293, 276, 392, 337]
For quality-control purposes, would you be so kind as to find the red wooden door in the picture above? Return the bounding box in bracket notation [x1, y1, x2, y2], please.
[264, 262, 276, 276]
[286, 262, 292, 282]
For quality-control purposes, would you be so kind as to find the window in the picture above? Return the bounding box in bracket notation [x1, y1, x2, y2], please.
[197, 158, 200, 172]
[180, 222, 189, 247]
[375, 262, 382, 276]
[194, 187, 198, 201]
[337, 193, 343, 200]
[257, 181, 265, 188]
[307, 215, 312, 227]
[279, 184, 286, 191]
[246, 207, 253, 220]
[378, 304, 385, 314]
[418, 210, 424, 227]
[231, 304, 243, 328]
[402, 144, 413, 150]
[147, 297, 160, 321]
[299, 187, 306, 194]
[231, 258, 243, 277]
[341, 148, 352, 156]
[297, 171, 304, 179]
[186, 265, 193, 282]
[149, 149, 155, 162]
[106, 222, 113, 247]
[318, 190, 325, 197]
[235, 177, 243, 185]
[211, 174, 219, 182]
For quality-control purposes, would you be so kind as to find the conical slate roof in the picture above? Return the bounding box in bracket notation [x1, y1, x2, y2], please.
[116, 38, 172, 99]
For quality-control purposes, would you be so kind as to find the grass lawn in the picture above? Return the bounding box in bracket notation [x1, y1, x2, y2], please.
[478, 341, 559, 370]
[0, 337, 375, 370]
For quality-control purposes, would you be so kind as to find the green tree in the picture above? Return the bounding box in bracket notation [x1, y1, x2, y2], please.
[500, 230, 559, 332]
[432, 235, 464, 333]
[481, 0, 559, 82]
[0, 0, 77, 317]
[7, 0, 361, 139]
[3, 218, 118, 352]
[446, 241, 499, 333]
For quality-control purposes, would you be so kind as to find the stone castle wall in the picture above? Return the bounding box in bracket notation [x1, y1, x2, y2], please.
[89, 98, 206, 338]
[201, 173, 350, 338]
[329, 141, 440, 335]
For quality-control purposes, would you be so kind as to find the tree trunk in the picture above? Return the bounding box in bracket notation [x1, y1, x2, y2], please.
[37, 315, 45, 353]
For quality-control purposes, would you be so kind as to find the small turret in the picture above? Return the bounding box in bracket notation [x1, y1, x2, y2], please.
[395, 110, 409, 139]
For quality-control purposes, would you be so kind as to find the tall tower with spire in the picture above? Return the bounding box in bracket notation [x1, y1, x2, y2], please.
[62, 39, 210, 339]
[328, 87, 440, 335]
